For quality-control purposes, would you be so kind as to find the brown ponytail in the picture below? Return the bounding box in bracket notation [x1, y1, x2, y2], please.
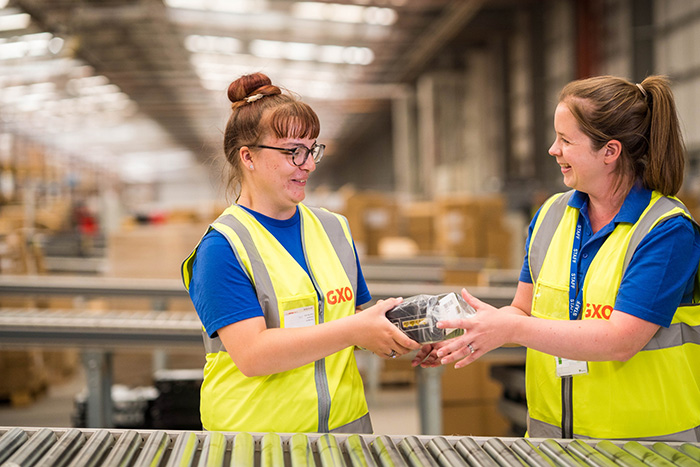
[640, 76, 685, 196]
[560, 75, 685, 196]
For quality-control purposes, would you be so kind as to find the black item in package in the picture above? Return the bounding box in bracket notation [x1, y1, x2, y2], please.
[385, 292, 476, 344]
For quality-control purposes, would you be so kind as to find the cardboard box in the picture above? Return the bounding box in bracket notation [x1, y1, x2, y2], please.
[435, 197, 480, 258]
[434, 195, 513, 267]
[340, 191, 398, 257]
[442, 400, 510, 436]
[107, 223, 205, 280]
[403, 202, 436, 253]
[0, 350, 49, 405]
[441, 360, 503, 403]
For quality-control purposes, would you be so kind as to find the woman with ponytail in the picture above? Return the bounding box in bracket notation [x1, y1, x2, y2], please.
[182, 73, 419, 433]
[415, 75, 700, 441]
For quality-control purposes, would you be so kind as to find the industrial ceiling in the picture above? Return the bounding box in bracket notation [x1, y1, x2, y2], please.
[0, 0, 511, 185]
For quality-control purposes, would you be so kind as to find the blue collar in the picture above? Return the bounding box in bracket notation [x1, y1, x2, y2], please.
[238, 204, 300, 227]
[568, 183, 652, 226]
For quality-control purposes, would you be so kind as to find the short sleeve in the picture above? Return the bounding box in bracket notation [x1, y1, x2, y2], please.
[188, 230, 264, 337]
[355, 242, 372, 306]
[615, 215, 700, 327]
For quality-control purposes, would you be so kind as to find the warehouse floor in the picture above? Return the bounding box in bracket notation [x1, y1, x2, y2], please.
[0, 368, 420, 435]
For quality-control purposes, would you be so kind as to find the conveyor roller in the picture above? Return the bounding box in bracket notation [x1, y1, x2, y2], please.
[0, 428, 698, 467]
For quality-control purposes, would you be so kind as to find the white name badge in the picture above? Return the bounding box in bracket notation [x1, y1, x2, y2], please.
[555, 357, 588, 377]
[284, 305, 315, 328]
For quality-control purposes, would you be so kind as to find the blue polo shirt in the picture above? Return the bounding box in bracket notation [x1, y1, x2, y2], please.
[189, 206, 372, 337]
[520, 185, 700, 327]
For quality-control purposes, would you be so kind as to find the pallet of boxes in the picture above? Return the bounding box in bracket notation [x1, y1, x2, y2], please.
[435, 194, 513, 284]
[0, 350, 49, 407]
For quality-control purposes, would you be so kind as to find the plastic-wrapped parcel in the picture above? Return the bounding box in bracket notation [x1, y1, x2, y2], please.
[385, 292, 476, 344]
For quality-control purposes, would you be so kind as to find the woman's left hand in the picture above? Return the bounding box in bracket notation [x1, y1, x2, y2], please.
[434, 288, 515, 369]
[411, 342, 448, 368]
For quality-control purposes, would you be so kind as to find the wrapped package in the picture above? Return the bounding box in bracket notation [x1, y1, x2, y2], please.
[385, 292, 476, 344]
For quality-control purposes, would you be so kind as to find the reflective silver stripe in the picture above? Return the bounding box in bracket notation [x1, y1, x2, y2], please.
[621, 196, 700, 352]
[314, 358, 331, 433]
[527, 416, 563, 439]
[623, 196, 693, 273]
[528, 416, 700, 442]
[302, 209, 332, 433]
[201, 211, 281, 357]
[213, 212, 280, 329]
[643, 318, 700, 350]
[530, 191, 575, 284]
[307, 206, 358, 296]
[303, 207, 359, 433]
[299, 210, 331, 432]
[562, 377, 572, 438]
[330, 413, 373, 434]
[202, 329, 225, 353]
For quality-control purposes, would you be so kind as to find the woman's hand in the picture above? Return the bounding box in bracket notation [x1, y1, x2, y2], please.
[433, 288, 516, 369]
[352, 298, 421, 359]
[411, 342, 448, 367]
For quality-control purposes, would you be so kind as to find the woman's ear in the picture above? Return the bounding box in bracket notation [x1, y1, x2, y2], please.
[239, 146, 253, 168]
[603, 139, 622, 165]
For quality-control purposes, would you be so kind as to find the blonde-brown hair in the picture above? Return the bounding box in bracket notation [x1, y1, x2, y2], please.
[223, 73, 320, 200]
[560, 75, 685, 196]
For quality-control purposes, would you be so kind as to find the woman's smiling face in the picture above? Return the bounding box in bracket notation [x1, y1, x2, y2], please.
[548, 102, 610, 194]
[245, 135, 317, 219]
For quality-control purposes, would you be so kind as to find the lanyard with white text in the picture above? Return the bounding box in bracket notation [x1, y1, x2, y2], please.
[568, 221, 584, 320]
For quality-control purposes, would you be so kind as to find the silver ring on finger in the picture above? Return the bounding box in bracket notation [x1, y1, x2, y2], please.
[389, 350, 397, 358]
[467, 343, 475, 354]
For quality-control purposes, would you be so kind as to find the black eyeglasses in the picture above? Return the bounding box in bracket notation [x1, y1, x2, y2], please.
[250, 143, 325, 166]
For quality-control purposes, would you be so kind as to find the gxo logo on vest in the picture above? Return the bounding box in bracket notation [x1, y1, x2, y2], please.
[326, 287, 353, 305]
[584, 303, 613, 320]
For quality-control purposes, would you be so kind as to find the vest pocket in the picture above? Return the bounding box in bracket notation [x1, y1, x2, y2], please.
[532, 279, 569, 320]
[279, 292, 318, 328]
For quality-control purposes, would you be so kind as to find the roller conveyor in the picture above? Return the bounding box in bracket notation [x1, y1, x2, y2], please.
[0, 308, 202, 349]
[2, 428, 698, 467]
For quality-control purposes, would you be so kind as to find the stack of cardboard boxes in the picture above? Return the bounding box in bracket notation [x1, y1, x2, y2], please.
[441, 360, 511, 436]
[0, 350, 49, 407]
[339, 190, 514, 269]
[338, 190, 399, 257]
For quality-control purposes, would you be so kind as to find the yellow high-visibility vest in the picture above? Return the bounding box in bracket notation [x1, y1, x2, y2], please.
[527, 190, 700, 441]
[182, 203, 371, 433]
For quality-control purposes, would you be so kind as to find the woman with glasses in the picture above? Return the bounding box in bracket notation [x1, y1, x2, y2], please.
[181, 72, 419, 434]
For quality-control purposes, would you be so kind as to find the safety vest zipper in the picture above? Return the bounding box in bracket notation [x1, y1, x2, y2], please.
[301, 213, 332, 433]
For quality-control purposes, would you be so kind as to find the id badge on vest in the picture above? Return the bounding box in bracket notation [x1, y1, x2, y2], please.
[284, 305, 315, 328]
[555, 220, 589, 378]
[555, 357, 588, 377]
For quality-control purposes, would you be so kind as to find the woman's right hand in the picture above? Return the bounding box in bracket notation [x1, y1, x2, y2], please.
[352, 298, 421, 358]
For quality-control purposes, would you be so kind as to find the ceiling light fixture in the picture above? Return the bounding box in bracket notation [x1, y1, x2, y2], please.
[0, 12, 31, 32]
[0, 32, 53, 60]
[163, 0, 267, 14]
[291, 2, 397, 26]
[249, 39, 374, 65]
[184, 35, 242, 55]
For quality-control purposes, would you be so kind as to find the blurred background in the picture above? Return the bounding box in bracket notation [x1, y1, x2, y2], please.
[1, 0, 700, 438]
